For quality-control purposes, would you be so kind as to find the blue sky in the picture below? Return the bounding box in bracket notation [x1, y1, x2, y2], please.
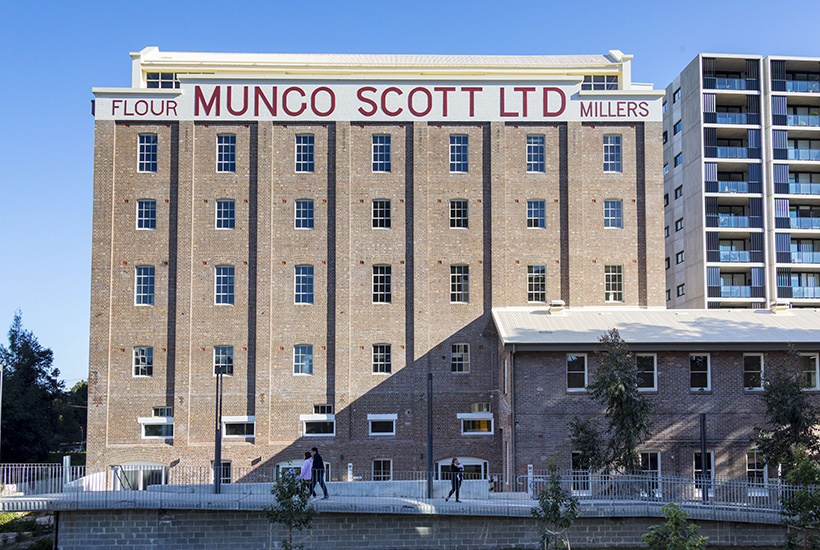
[0, 0, 817, 385]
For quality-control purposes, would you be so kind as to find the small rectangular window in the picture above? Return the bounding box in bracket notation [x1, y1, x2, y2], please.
[373, 459, 392, 481]
[582, 75, 618, 90]
[295, 199, 314, 229]
[677, 283, 686, 297]
[142, 423, 173, 439]
[664, 164, 669, 175]
[135, 266, 155, 305]
[800, 354, 819, 390]
[665, 258, 670, 270]
[137, 200, 157, 229]
[369, 418, 396, 436]
[674, 186, 683, 199]
[527, 265, 547, 302]
[138, 134, 158, 173]
[461, 419, 493, 433]
[224, 421, 254, 438]
[449, 135, 469, 172]
[372, 344, 392, 374]
[744, 355, 763, 390]
[294, 345, 314, 375]
[675, 218, 684, 231]
[304, 421, 334, 435]
[372, 135, 391, 172]
[146, 73, 179, 89]
[676, 251, 685, 264]
[666, 289, 671, 301]
[134, 346, 153, 377]
[662, 102, 667, 113]
[215, 266, 235, 305]
[216, 200, 235, 229]
[471, 402, 491, 413]
[450, 199, 469, 228]
[604, 200, 623, 228]
[372, 265, 392, 303]
[214, 346, 234, 376]
[451, 343, 470, 373]
[604, 265, 623, 302]
[567, 354, 587, 391]
[746, 451, 766, 487]
[295, 265, 314, 304]
[637, 354, 657, 391]
[664, 194, 669, 207]
[526, 135, 545, 172]
[673, 120, 682, 135]
[372, 199, 391, 228]
[450, 265, 469, 303]
[665, 226, 670, 238]
[673, 88, 681, 103]
[153, 407, 172, 418]
[674, 153, 683, 167]
[603, 135, 622, 172]
[690, 354, 710, 390]
[217, 135, 236, 172]
[663, 131, 668, 144]
[295, 135, 315, 173]
[314, 404, 333, 414]
[527, 200, 546, 229]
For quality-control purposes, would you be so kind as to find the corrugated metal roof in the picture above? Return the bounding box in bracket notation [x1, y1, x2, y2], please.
[492, 307, 820, 346]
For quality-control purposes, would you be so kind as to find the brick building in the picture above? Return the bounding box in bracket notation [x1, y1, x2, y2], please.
[88, 47, 669, 485]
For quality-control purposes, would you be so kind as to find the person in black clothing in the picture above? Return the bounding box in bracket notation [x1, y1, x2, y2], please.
[445, 457, 464, 502]
[310, 447, 329, 499]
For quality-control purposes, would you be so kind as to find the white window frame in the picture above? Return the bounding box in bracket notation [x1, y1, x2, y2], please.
[527, 265, 547, 303]
[214, 345, 234, 376]
[526, 135, 545, 173]
[215, 265, 235, 305]
[451, 343, 470, 373]
[295, 199, 314, 230]
[300, 414, 335, 437]
[138, 134, 158, 173]
[637, 353, 657, 391]
[136, 199, 157, 230]
[372, 458, 393, 481]
[372, 264, 392, 303]
[372, 199, 391, 229]
[800, 353, 819, 390]
[640, 451, 662, 498]
[133, 346, 153, 377]
[216, 134, 236, 173]
[458, 412, 494, 435]
[294, 345, 313, 375]
[368, 414, 397, 436]
[603, 199, 623, 229]
[566, 354, 587, 391]
[372, 343, 392, 374]
[743, 354, 764, 391]
[449, 199, 469, 229]
[215, 199, 236, 230]
[571, 451, 592, 496]
[746, 450, 768, 496]
[450, 264, 469, 303]
[693, 450, 715, 498]
[135, 266, 155, 306]
[604, 265, 624, 302]
[372, 134, 391, 172]
[294, 265, 314, 304]
[449, 135, 469, 173]
[527, 200, 546, 229]
[603, 135, 622, 172]
[138, 415, 173, 439]
[222, 415, 255, 439]
[295, 134, 314, 173]
[690, 353, 711, 391]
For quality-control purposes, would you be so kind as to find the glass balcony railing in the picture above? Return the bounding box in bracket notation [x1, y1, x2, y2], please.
[717, 181, 749, 193]
[718, 214, 750, 228]
[715, 78, 747, 90]
[788, 183, 820, 195]
[787, 114, 820, 127]
[717, 147, 748, 159]
[786, 80, 820, 93]
[791, 286, 820, 298]
[790, 251, 820, 263]
[721, 285, 752, 298]
[787, 148, 820, 161]
[790, 217, 820, 229]
[715, 112, 748, 124]
[720, 250, 751, 262]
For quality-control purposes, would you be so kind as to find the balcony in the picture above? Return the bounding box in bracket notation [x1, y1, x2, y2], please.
[718, 214, 750, 228]
[715, 112, 749, 124]
[791, 286, 820, 298]
[789, 217, 820, 229]
[790, 251, 820, 263]
[721, 285, 752, 298]
[786, 80, 820, 93]
[716, 181, 749, 193]
[787, 149, 820, 161]
[788, 183, 820, 195]
[787, 115, 820, 127]
[720, 250, 751, 262]
[715, 78, 747, 90]
[716, 147, 749, 159]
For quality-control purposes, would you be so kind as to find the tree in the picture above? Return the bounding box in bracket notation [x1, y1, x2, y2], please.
[531, 463, 579, 550]
[781, 447, 820, 550]
[54, 381, 88, 451]
[0, 312, 65, 462]
[585, 328, 654, 473]
[642, 503, 708, 550]
[263, 469, 317, 550]
[567, 416, 605, 472]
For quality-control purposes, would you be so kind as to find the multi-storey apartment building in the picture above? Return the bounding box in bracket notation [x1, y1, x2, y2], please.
[664, 54, 820, 309]
[88, 47, 665, 484]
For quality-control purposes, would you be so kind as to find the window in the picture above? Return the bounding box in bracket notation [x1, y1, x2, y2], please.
[674, 153, 683, 167]
[373, 459, 392, 481]
[664, 164, 669, 175]
[662, 102, 667, 113]
[216, 200, 235, 229]
[372, 199, 391, 228]
[526, 135, 545, 172]
[571, 451, 591, 494]
[135, 266, 155, 305]
[743, 354, 763, 390]
[314, 404, 333, 415]
[747, 450, 767, 487]
[223, 416, 254, 438]
[800, 354, 819, 389]
[673, 88, 681, 102]
[450, 265, 469, 303]
[368, 414, 397, 436]
[214, 346, 234, 376]
[295, 199, 314, 229]
[138, 134, 157, 172]
[294, 345, 313, 375]
[675, 218, 683, 231]
[665, 226, 670, 238]
[153, 407, 172, 417]
[690, 354, 710, 390]
[372, 344, 392, 374]
[449, 135, 469, 172]
[295, 135, 314, 172]
[663, 131, 668, 144]
[451, 343, 470, 373]
[693, 451, 714, 498]
[640, 451, 661, 496]
[372, 264, 392, 303]
[664, 194, 669, 207]
[140, 407, 173, 439]
[146, 72, 179, 89]
[676, 251, 685, 264]
[604, 200, 623, 228]
[471, 402, 491, 412]
[665, 258, 670, 270]
[215, 266, 235, 305]
[637, 354, 657, 391]
[603, 135, 622, 172]
[567, 354, 587, 391]
[214, 461, 232, 485]
[294, 265, 314, 304]
[673, 120, 682, 135]
[372, 135, 391, 172]
[461, 416, 493, 434]
[133, 346, 153, 377]
[217, 135, 236, 172]
[450, 199, 468, 228]
[666, 289, 671, 301]
[302, 406, 334, 436]
[137, 200, 156, 230]
[527, 200, 546, 228]
[674, 185, 683, 199]
[677, 283, 686, 297]
[604, 265, 623, 302]
[581, 75, 618, 90]
[527, 265, 547, 302]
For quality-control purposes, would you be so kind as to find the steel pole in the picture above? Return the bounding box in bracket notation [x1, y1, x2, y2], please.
[427, 373, 433, 499]
[214, 367, 223, 494]
[700, 413, 708, 503]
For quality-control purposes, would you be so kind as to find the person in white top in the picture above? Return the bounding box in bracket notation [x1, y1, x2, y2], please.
[300, 451, 313, 494]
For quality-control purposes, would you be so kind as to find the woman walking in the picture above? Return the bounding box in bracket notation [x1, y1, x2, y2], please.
[445, 457, 464, 502]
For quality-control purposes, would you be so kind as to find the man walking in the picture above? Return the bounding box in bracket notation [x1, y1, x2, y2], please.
[310, 447, 329, 500]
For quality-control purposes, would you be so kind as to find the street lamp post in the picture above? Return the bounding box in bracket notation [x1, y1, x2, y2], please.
[0, 362, 4, 462]
[213, 365, 224, 494]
